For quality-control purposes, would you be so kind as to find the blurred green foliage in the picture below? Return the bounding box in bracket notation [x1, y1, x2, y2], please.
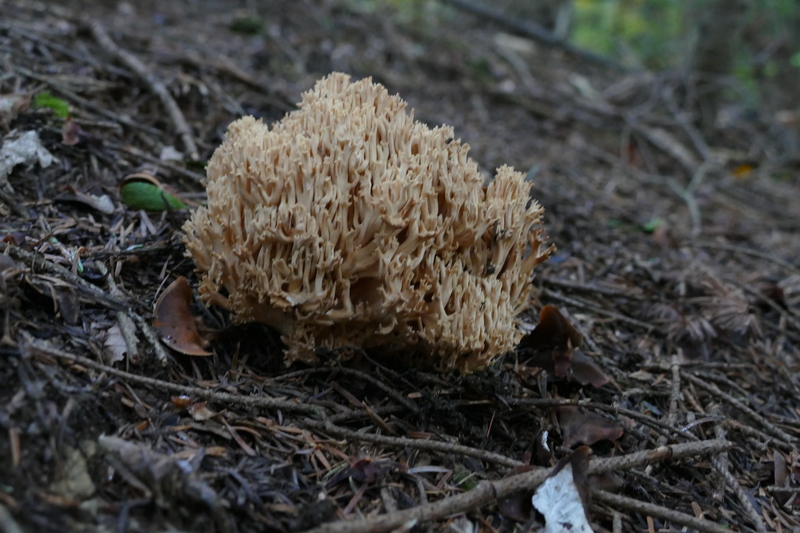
[34, 92, 70, 118]
[346, 0, 800, 106]
[573, 0, 684, 70]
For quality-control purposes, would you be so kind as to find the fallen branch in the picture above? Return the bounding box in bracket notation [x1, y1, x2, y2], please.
[87, 20, 200, 161]
[1, 242, 127, 311]
[593, 490, 735, 533]
[305, 419, 523, 468]
[21, 336, 320, 414]
[303, 439, 732, 533]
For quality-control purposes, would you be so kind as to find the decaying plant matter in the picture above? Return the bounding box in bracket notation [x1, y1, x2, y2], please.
[184, 72, 551, 371]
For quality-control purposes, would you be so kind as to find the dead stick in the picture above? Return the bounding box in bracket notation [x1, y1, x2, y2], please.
[711, 456, 767, 533]
[1, 242, 127, 311]
[21, 336, 320, 414]
[87, 20, 200, 161]
[306, 419, 523, 468]
[682, 371, 797, 446]
[593, 490, 733, 533]
[303, 440, 732, 533]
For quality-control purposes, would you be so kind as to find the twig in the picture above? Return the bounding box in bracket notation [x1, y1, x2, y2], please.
[303, 440, 732, 533]
[305, 419, 523, 469]
[689, 241, 800, 276]
[14, 66, 163, 136]
[87, 20, 200, 161]
[21, 336, 320, 414]
[681, 371, 797, 446]
[709, 405, 728, 501]
[295, 365, 419, 414]
[506, 397, 700, 442]
[593, 490, 734, 533]
[127, 312, 170, 366]
[658, 353, 681, 446]
[722, 419, 794, 452]
[711, 455, 767, 533]
[611, 512, 622, 533]
[539, 275, 645, 300]
[95, 262, 140, 364]
[628, 121, 700, 174]
[0, 503, 24, 533]
[542, 289, 658, 331]
[1, 242, 127, 311]
[105, 142, 206, 184]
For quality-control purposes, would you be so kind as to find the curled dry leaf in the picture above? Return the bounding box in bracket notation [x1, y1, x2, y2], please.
[61, 117, 85, 145]
[571, 350, 610, 387]
[556, 406, 624, 448]
[153, 276, 212, 356]
[56, 184, 115, 214]
[521, 305, 583, 352]
[520, 305, 609, 386]
[103, 324, 128, 364]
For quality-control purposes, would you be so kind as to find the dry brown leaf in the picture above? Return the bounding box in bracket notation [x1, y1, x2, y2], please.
[61, 117, 85, 145]
[556, 406, 624, 448]
[521, 305, 583, 352]
[153, 277, 212, 356]
[520, 306, 610, 386]
[104, 324, 128, 364]
[571, 350, 610, 387]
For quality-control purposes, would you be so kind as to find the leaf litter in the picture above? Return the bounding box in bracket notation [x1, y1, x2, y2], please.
[0, 1, 798, 533]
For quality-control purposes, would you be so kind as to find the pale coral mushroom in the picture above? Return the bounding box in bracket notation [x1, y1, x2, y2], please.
[183, 72, 551, 372]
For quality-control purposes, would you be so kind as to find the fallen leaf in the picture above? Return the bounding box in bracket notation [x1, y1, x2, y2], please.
[153, 277, 212, 356]
[532, 446, 593, 533]
[0, 93, 30, 127]
[520, 305, 583, 352]
[521, 306, 612, 387]
[731, 163, 755, 179]
[54, 286, 80, 325]
[104, 324, 128, 364]
[61, 117, 85, 145]
[56, 184, 115, 214]
[159, 145, 183, 162]
[120, 173, 187, 211]
[171, 395, 193, 408]
[187, 401, 216, 421]
[571, 350, 610, 387]
[0, 130, 55, 194]
[556, 406, 624, 448]
[49, 444, 96, 501]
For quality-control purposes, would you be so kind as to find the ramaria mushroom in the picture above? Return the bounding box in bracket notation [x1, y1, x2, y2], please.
[183, 72, 552, 372]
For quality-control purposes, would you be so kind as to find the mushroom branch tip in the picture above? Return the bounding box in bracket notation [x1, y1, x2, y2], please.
[183, 72, 552, 372]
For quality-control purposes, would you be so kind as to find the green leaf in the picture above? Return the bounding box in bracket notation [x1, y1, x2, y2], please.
[120, 181, 187, 211]
[34, 92, 70, 118]
[643, 217, 664, 233]
[229, 16, 263, 35]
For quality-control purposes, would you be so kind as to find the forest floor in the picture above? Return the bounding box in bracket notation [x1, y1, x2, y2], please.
[1, 0, 799, 532]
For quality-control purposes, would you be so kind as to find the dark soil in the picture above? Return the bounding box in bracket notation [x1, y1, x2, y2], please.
[1, 1, 799, 532]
